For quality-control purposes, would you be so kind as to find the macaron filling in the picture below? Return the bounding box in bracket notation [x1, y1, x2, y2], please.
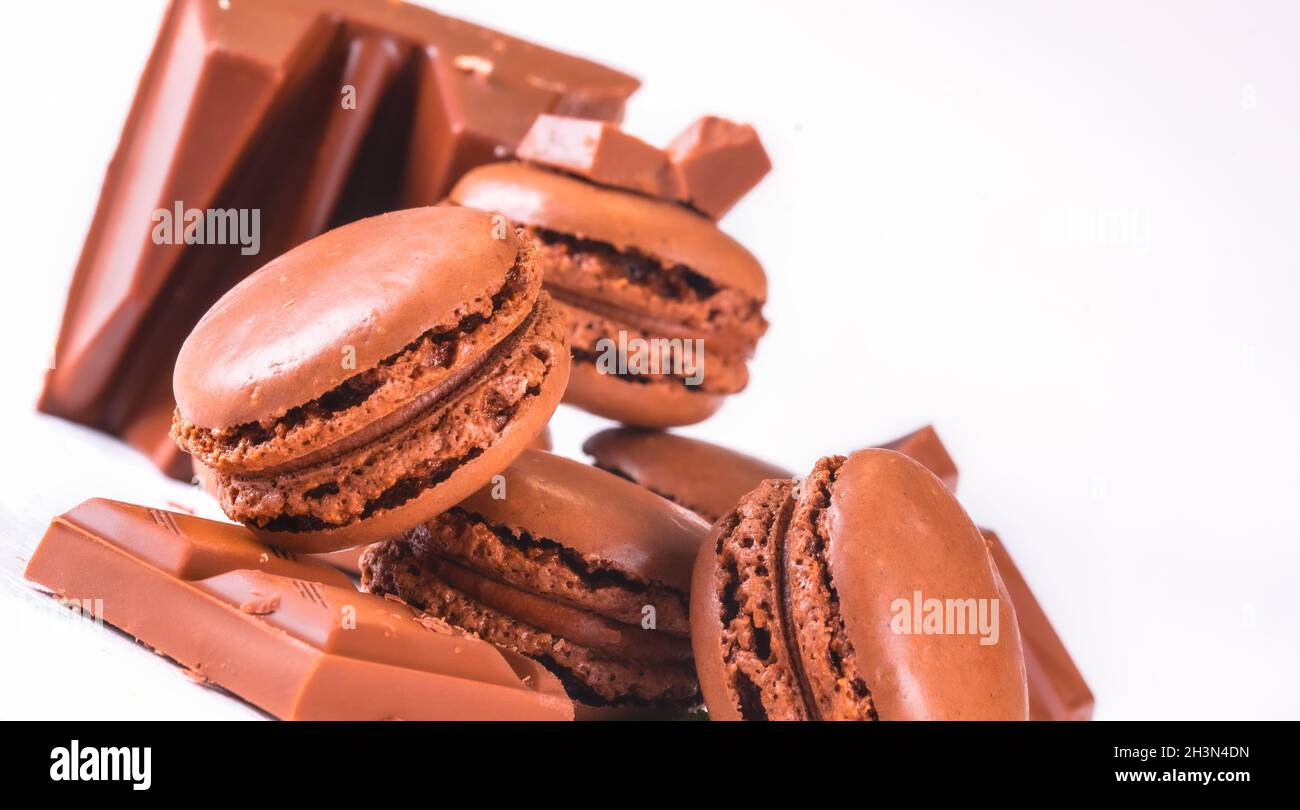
[419, 559, 694, 664]
[208, 297, 567, 534]
[362, 512, 700, 709]
[709, 457, 876, 720]
[386, 507, 690, 633]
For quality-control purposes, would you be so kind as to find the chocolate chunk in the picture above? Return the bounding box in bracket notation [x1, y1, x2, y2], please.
[667, 116, 771, 219]
[517, 114, 683, 198]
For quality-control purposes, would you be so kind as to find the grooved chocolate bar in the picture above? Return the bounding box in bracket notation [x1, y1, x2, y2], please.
[983, 530, 1095, 721]
[39, 0, 638, 477]
[25, 499, 574, 720]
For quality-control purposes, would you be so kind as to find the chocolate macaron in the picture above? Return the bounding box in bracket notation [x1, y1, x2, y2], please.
[361, 449, 710, 713]
[172, 207, 569, 552]
[692, 448, 1028, 720]
[449, 162, 768, 427]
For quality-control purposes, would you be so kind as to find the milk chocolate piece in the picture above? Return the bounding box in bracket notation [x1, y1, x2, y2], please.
[25, 499, 573, 720]
[39, 0, 638, 477]
[517, 114, 682, 198]
[667, 116, 771, 219]
[983, 529, 1094, 721]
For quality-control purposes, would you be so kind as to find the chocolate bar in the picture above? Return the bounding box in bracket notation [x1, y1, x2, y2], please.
[513, 113, 770, 221]
[983, 530, 1095, 721]
[39, 0, 638, 478]
[666, 116, 770, 219]
[25, 499, 573, 720]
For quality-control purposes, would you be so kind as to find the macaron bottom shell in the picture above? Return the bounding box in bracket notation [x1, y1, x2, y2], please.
[564, 360, 724, 428]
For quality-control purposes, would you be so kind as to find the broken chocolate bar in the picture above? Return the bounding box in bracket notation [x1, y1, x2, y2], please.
[666, 116, 770, 219]
[983, 530, 1095, 721]
[39, 0, 638, 478]
[25, 498, 574, 720]
[517, 113, 682, 198]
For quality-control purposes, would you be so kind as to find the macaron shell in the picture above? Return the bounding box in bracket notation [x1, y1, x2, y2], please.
[243, 346, 570, 553]
[449, 162, 767, 300]
[529, 425, 553, 451]
[175, 206, 520, 429]
[584, 428, 792, 521]
[459, 449, 709, 593]
[825, 449, 1029, 720]
[564, 360, 724, 428]
[880, 425, 959, 492]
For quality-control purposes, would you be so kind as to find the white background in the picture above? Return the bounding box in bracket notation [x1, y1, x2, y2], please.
[2, 0, 1297, 720]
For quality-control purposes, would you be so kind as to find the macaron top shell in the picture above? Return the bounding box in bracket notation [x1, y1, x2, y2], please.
[174, 206, 520, 429]
[460, 449, 709, 593]
[449, 162, 767, 301]
[583, 428, 792, 521]
[825, 449, 1028, 719]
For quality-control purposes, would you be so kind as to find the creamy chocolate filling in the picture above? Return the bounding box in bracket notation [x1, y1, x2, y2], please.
[544, 282, 749, 356]
[532, 228, 724, 302]
[527, 226, 764, 394]
[395, 510, 691, 636]
[362, 536, 700, 709]
[214, 295, 566, 533]
[243, 307, 538, 478]
[424, 559, 692, 663]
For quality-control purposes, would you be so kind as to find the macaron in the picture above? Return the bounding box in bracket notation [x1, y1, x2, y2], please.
[448, 162, 768, 427]
[691, 448, 1028, 720]
[361, 449, 710, 714]
[584, 425, 957, 523]
[172, 206, 569, 552]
